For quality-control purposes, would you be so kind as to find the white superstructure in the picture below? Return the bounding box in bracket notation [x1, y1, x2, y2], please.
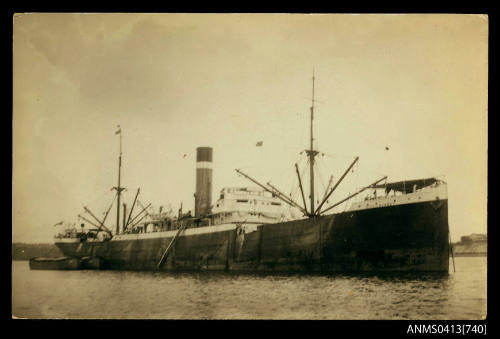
[211, 187, 289, 225]
[347, 179, 448, 212]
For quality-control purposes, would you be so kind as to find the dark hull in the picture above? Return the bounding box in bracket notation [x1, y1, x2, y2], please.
[56, 199, 449, 272]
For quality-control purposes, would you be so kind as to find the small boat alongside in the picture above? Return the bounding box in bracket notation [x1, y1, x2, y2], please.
[29, 257, 81, 270]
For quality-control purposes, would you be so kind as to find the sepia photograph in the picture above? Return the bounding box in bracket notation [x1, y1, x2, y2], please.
[12, 13, 487, 321]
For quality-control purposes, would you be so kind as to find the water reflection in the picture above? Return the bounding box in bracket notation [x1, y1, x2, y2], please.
[12, 257, 486, 319]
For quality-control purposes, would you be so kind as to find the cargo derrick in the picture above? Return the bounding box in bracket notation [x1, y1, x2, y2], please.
[236, 72, 386, 219]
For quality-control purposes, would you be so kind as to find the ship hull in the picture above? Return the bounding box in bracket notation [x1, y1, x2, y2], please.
[55, 199, 449, 272]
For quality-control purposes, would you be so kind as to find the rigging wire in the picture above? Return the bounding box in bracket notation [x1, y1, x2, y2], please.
[316, 155, 361, 214]
[323, 152, 360, 160]
[300, 157, 311, 210]
[318, 153, 330, 205]
[318, 155, 333, 207]
[277, 163, 296, 192]
[316, 157, 327, 204]
[103, 193, 117, 217]
[82, 188, 115, 212]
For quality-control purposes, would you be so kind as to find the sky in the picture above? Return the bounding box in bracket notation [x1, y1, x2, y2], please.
[12, 13, 487, 243]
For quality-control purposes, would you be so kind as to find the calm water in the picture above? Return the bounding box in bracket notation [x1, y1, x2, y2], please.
[12, 257, 486, 319]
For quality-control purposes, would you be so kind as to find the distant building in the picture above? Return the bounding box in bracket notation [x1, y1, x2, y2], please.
[460, 233, 487, 244]
[453, 233, 487, 256]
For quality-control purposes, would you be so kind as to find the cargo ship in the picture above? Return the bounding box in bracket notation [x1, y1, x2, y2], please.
[54, 75, 449, 272]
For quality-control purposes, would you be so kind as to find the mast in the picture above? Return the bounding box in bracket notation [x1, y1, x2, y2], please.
[114, 125, 124, 235]
[306, 70, 319, 217]
[235, 72, 368, 218]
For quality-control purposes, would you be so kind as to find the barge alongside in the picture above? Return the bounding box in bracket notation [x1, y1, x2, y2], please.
[29, 257, 81, 270]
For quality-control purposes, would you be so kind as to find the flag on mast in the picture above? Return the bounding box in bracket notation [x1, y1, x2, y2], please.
[256, 141, 263, 147]
[115, 125, 121, 135]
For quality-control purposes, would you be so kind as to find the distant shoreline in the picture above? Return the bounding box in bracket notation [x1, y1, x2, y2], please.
[452, 253, 487, 257]
[12, 243, 62, 261]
